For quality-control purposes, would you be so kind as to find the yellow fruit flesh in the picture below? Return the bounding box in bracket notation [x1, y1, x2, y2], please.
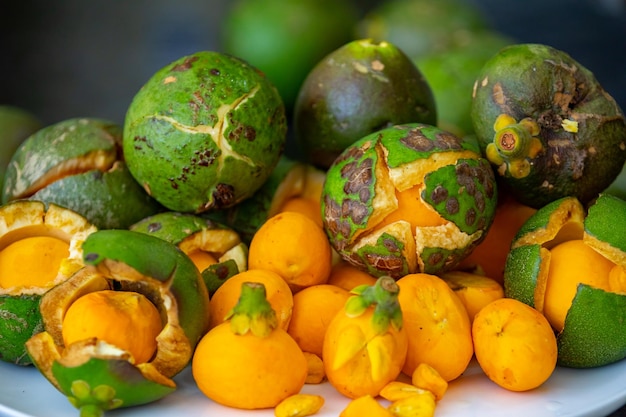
[377, 184, 447, 233]
[186, 249, 218, 272]
[543, 239, 616, 332]
[61, 290, 162, 364]
[0, 236, 69, 288]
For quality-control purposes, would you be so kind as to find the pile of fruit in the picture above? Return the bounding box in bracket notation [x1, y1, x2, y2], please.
[2, 0, 626, 416]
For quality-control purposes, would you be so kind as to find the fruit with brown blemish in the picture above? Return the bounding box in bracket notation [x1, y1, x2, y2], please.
[0, 200, 96, 365]
[471, 43, 626, 208]
[2, 118, 163, 229]
[321, 123, 498, 279]
[130, 211, 247, 296]
[294, 39, 437, 169]
[123, 51, 287, 213]
[504, 194, 626, 368]
[25, 229, 211, 415]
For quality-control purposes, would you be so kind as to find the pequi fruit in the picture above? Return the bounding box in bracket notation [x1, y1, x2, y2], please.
[130, 211, 247, 296]
[294, 39, 437, 169]
[25, 229, 211, 416]
[221, 0, 358, 111]
[1, 117, 163, 229]
[355, 0, 490, 60]
[504, 194, 626, 367]
[123, 50, 287, 214]
[0, 200, 96, 365]
[321, 123, 498, 279]
[205, 155, 325, 244]
[0, 105, 42, 186]
[471, 43, 626, 208]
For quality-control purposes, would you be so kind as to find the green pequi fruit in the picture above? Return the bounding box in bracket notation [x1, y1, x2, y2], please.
[322, 123, 498, 279]
[355, 0, 490, 59]
[2, 117, 164, 229]
[0, 105, 42, 186]
[25, 229, 211, 416]
[123, 50, 287, 214]
[294, 39, 437, 169]
[504, 194, 626, 368]
[221, 0, 358, 110]
[471, 43, 626, 208]
[130, 212, 247, 296]
[0, 200, 96, 365]
[204, 155, 326, 244]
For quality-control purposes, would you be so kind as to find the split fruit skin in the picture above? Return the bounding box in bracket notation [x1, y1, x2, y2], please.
[0, 200, 96, 365]
[1, 117, 163, 229]
[123, 50, 287, 214]
[25, 229, 211, 415]
[471, 43, 626, 209]
[504, 194, 626, 368]
[294, 38, 437, 169]
[321, 123, 498, 279]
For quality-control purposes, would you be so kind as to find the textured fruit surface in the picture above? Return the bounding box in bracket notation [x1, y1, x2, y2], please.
[123, 51, 287, 213]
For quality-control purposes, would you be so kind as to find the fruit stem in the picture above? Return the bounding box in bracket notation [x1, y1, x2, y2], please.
[226, 281, 278, 337]
[345, 276, 403, 334]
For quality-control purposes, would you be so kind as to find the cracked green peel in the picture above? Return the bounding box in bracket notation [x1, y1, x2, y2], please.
[123, 51, 287, 213]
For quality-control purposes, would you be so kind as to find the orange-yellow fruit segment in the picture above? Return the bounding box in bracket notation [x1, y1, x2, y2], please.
[279, 196, 323, 228]
[248, 211, 332, 292]
[186, 249, 218, 272]
[274, 393, 325, 417]
[0, 236, 70, 288]
[388, 390, 437, 417]
[609, 264, 626, 294]
[377, 184, 447, 233]
[303, 351, 326, 384]
[543, 239, 615, 332]
[61, 290, 162, 364]
[472, 298, 557, 392]
[411, 363, 448, 401]
[339, 395, 394, 417]
[327, 261, 378, 291]
[441, 270, 504, 323]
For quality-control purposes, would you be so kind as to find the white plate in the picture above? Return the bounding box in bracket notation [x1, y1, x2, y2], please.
[1, 358, 625, 417]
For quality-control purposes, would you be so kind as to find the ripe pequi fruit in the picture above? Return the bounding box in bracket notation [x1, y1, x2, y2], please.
[221, 0, 358, 110]
[0, 200, 96, 365]
[0, 105, 42, 186]
[123, 50, 287, 214]
[471, 43, 626, 208]
[294, 39, 437, 169]
[205, 155, 325, 244]
[504, 194, 626, 368]
[130, 211, 247, 296]
[322, 123, 498, 279]
[25, 229, 211, 416]
[2, 117, 163, 229]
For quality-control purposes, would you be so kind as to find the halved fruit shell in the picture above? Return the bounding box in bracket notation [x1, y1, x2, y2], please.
[25, 229, 211, 414]
[0, 200, 96, 365]
[504, 194, 626, 367]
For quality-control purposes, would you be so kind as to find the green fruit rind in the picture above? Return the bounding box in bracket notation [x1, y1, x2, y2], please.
[81, 230, 210, 349]
[0, 295, 43, 365]
[2, 118, 120, 204]
[584, 194, 626, 254]
[558, 284, 626, 368]
[471, 43, 626, 208]
[503, 245, 542, 307]
[30, 162, 163, 230]
[123, 51, 287, 213]
[52, 357, 176, 415]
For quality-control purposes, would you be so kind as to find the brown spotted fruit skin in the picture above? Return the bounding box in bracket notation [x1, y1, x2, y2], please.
[322, 123, 498, 279]
[471, 43, 626, 209]
[123, 51, 287, 213]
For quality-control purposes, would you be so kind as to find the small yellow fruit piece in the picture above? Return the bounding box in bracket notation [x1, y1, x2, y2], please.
[61, 290, 162, 364]
[388, 390, 437, 417]
[339, 395, 393, 417]
[0, 236, 69, 288]
[411, 363, 448, 401]
[303, 352, 325, 384]
[379, 381, 425, 402]
[274, 394, 325, 417]
[186, 249, 218, 272]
